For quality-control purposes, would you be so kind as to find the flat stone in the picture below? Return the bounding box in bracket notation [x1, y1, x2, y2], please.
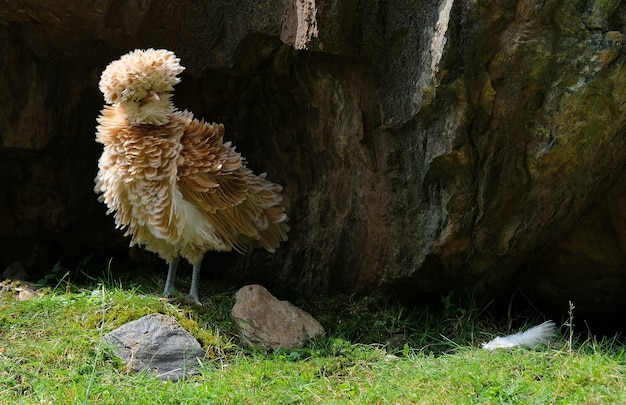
[104, 313, 204, 381]
[231, 284, 325, 350]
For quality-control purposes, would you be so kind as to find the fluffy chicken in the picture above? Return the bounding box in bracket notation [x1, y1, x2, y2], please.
[95, 49, 289, 304]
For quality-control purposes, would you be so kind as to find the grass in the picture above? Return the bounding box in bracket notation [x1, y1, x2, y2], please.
[0, 274, 625, 404]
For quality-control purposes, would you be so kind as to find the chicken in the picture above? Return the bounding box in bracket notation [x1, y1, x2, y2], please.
[94, 49, 289, 304]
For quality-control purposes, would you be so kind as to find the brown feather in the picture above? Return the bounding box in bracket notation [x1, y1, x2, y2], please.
[95, 50, 289, 269]
[94, 49, 288, 305]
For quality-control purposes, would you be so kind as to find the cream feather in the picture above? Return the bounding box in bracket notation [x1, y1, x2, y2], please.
[94, 49, 289, 304]
[482, 321, 556, 351]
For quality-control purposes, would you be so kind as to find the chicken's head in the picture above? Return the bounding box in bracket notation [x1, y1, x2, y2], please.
[99, 49, 185, 125]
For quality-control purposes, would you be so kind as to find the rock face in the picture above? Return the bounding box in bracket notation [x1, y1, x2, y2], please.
[104, 313, 204, 381]
[525, 170, 626, 316]
[231, 284, 325, 350]
[1, 1, 626, 316]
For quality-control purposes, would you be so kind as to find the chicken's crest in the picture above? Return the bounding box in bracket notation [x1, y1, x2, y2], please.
[99, 48, 185, 105]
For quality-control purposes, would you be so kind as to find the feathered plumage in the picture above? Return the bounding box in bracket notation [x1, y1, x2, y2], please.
[95, 49, 289, 304]
[482, 321, 556, 351]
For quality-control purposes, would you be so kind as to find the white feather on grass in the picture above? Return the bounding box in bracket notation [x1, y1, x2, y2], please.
[482, 321, 556, 351]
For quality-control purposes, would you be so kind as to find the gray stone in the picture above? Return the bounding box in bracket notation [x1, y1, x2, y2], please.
[105, 313, 204, 381]
[1, 262, 28, 281]
[231, 284, 325, 350]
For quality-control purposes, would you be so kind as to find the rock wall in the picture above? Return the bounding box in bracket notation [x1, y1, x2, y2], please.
[1, 0, 625, 316]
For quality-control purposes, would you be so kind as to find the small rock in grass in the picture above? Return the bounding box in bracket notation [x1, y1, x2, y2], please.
[231, 284, 325, 350]
[0, 279, 40, 300]
[105, 313, 204, 381]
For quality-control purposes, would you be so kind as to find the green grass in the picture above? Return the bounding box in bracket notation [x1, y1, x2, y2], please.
[0, 278, 624, 404]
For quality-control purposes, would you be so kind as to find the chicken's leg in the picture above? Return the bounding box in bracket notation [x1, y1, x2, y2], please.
[188, 258, 203, 305]
[163, 257, 180, 297]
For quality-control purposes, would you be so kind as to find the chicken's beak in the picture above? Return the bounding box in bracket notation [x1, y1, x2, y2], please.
[148, 90, 160, 101]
